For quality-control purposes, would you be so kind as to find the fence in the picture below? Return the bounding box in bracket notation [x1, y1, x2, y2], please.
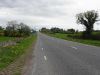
[0, 40, 16, 47]
[0, 37, 24, 47]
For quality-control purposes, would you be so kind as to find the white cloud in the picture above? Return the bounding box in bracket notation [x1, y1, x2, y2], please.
[0, 0, 100, 30]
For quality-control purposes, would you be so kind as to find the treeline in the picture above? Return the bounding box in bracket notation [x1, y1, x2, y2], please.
[0, 21, 36, 37]
[40, 27, 77, 34]
[41, 10, 100, 40]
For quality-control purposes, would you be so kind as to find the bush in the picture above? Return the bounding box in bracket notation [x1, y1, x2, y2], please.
[67, 32, 100, 40]
[67, 34, 82, 39]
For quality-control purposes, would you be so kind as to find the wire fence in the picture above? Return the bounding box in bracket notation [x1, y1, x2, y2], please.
[0, 38, 23, 47]
[0, 41, 16, 47]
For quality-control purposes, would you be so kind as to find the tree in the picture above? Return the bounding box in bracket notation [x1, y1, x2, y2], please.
[51, 27, 60, 33]
[5, 21, 31, 37]
[5, 21, 18, 37]
[17, 23, 31, 37]
[40, 28, 50, 33]
[0, 26, 4, 36]
[31, 29, 36, 33]
[0, 26, 3, 30]
[76, 10, 99, 37]
[67, 29, 75, 34]
[50, 27, 65, 33]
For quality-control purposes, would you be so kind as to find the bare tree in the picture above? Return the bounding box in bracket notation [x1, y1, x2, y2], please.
[5, 21, 31, 37]
[5, 21, 18, 36]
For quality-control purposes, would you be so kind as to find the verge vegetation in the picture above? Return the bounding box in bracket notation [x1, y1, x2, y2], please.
[46, 33, 100, 47]
[0, 34, 37, 75]
[0, 36, 15, 42]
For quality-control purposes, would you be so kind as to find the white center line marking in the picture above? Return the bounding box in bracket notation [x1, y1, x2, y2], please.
[44, 56, 47, 60]
[71, 47, 77, 50]
[42, 48, 43, 51]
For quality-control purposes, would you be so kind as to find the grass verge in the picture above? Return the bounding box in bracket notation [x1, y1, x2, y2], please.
[46, 33, 100, 47]
[0, 36, 15, 42]
[0, 34, 37, 75]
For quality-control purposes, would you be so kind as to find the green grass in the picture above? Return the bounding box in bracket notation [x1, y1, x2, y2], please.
[0, 34, 37, 70]
[93, 32, 100, 35]
[0, 36, 15, 42]
[46, 33, 100, 47]
[48, 33, 67, 39]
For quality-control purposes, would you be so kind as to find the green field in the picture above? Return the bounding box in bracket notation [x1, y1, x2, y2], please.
[0, 34, 37, 70]
[47, 33, 100, 47]
[0, 36, 15, 42]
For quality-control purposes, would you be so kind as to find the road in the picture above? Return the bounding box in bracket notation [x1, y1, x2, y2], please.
[29, 33, 100, 75]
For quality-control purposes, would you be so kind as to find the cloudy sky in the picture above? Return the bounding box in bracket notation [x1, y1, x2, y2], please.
[0, 0, 100, 30]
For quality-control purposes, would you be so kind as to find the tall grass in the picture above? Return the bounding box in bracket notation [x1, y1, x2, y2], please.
[0, 34, 37, 70]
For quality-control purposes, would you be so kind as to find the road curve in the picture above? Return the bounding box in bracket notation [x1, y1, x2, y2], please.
[30, 33, 100, 75]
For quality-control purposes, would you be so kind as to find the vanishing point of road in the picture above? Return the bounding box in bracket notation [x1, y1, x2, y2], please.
[25, 33, 100, 75]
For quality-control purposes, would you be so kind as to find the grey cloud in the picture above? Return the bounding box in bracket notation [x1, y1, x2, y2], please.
[0, 0, 100, 30]
[0, 0, 74, 17]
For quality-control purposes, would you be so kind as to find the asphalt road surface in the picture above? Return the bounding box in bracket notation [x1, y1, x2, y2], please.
[29, 33, 100, 75]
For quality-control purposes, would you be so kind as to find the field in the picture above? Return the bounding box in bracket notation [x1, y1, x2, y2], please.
[47, 33, 100, 47]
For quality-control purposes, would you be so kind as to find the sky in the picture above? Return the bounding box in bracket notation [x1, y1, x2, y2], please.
[0, 0, 100, 30]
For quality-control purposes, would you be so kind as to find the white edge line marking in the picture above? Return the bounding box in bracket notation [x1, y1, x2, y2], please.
[44, 56, 47, 60]
[85, 45, 89, 46]
[71, 47, 77, 50]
